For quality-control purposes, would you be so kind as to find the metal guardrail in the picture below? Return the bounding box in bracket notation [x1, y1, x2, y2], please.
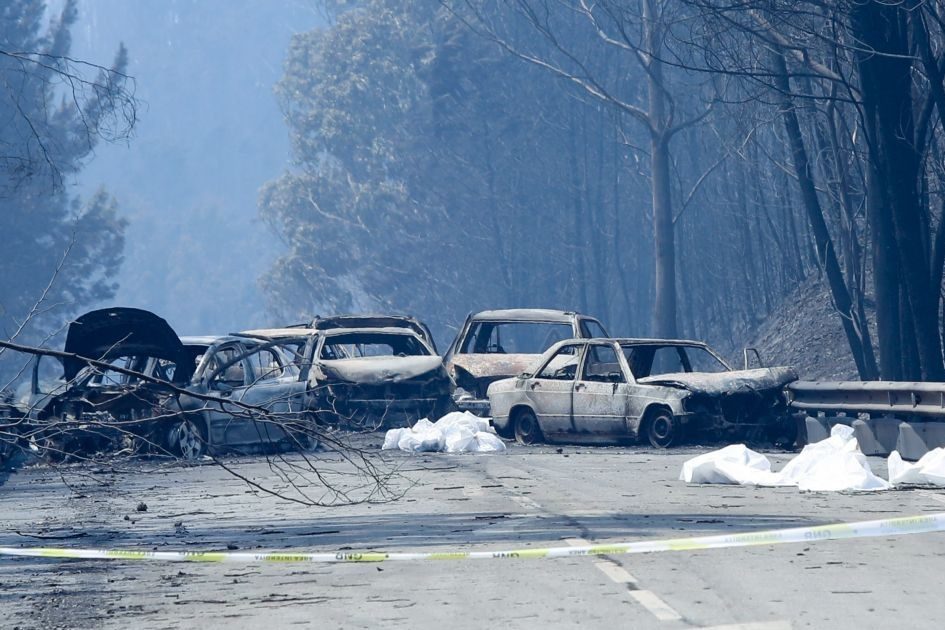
[787, 381, 945, 418]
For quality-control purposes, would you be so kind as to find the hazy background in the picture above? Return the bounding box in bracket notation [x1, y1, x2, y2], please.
[69, 0, 322, 335]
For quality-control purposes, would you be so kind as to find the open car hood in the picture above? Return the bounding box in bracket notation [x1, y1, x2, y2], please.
[63, 307, 191, 382]
[450, 354, 542, 381]
[638, 367, 798, 396]
[317, 355, 447, 384]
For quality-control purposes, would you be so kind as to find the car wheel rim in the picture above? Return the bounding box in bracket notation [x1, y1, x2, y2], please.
[518, 415, 537, 443]
[177, 421, 203, 460]
[651, 416, 672, 444]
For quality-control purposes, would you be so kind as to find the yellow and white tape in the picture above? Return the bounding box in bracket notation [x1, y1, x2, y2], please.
[2, 512, 943, 563]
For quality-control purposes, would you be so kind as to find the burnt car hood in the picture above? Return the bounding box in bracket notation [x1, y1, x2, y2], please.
[451, 354, 541, 380]
[317, 355, 446, 384]
[638, 367, 798, 396]
[63, 307, 191, 382]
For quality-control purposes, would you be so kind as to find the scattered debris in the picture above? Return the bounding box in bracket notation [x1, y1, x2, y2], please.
[136, 502, 148, 512]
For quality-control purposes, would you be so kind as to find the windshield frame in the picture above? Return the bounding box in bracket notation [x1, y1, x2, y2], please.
[619, 342, 732, 378]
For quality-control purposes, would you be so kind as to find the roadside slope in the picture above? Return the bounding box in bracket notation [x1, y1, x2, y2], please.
[742, 275, 863, 380]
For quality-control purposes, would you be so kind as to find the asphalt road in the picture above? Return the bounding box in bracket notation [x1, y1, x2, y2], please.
[1, 441, 944, 629]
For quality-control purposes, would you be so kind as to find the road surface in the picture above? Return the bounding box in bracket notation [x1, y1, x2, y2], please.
[1, 442, 943, 629]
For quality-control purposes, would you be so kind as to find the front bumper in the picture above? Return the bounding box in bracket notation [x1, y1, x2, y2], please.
[317, 396, 445, 429]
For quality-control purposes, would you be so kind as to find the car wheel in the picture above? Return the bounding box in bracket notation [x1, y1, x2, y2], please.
[513, 408, 543, 445]
[172, 417, 207, 460]
[645, 408, 678, 448]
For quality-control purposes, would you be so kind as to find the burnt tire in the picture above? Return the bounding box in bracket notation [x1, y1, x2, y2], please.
[644, 408, 678, 449]
[513, 408, 543, 445]
[170, 416, 208, 461]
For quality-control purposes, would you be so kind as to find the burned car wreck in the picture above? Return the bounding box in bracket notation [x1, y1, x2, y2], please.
[19, 308, 195, 460]
[302, 327, 453, 429]
[19, 308, 314, 461]
[172, 335, 312, 459]
[444, 309, 609, 415]
[488, 338, 797, 447]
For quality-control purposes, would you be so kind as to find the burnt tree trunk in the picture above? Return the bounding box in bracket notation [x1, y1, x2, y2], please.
[853, 3, 945, 381]
[772, 49, 877, 379]
[643, 0, 677, 338]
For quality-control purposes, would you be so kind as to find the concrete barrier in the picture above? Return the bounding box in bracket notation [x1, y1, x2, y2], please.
[896, 422, 945, 461]
[852, 416, 900, 456]
[802, 414, 853, 446]
[803, 415, 945, 460]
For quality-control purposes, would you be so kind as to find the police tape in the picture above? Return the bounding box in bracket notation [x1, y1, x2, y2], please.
[2, 511, 943, 564]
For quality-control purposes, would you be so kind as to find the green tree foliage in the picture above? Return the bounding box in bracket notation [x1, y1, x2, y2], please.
[0, 0, 130, 348]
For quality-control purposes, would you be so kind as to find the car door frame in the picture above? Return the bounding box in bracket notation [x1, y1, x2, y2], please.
[571, 340, 632, 439]
[525, 341, 585, 438]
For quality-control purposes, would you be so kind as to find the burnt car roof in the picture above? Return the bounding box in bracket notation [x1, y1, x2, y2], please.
[237, 328, 320, 340]
[612, 338, 709, 347]
[63, 307, 192, 382]
[311, 314, 437, 351]
[312, 314, 427, 330]
[469, 309, 583, 323]
[319, 326, 429, 341]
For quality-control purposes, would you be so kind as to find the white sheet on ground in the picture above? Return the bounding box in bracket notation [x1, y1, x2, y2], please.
[382, 412, 506, 453]
[888, 448, 945, 486]
[678, 444, 786, 486]
[679, 424, 890, 491]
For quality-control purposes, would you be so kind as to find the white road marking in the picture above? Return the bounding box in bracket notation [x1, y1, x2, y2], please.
[593, 560, 638, 585]
[566, 538, 682, 622]
[510, 494, 542, 511]
[629, 589, 683, 621]
[700, 622, 792, 630]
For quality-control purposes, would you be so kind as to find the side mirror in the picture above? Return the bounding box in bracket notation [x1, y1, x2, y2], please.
[743, 347, 764, 370]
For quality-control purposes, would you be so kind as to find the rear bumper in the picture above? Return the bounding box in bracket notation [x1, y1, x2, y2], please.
[454, 396, 491, 416]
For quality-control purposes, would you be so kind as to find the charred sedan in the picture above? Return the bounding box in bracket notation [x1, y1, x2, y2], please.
[488, 338, 797, 447]
[444, 309, 608, 415]
[304, 327, 453, 429]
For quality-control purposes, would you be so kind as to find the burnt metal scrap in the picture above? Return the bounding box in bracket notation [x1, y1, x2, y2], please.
[2, 308, 318, 462]
[303, 328, 453, 430]
[488, 338, 798, 448]
[310, 314, 439, 353]
[0, 306, 812, 462]
[444, 309, 610, 416]
[242, 322, 454, 431]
